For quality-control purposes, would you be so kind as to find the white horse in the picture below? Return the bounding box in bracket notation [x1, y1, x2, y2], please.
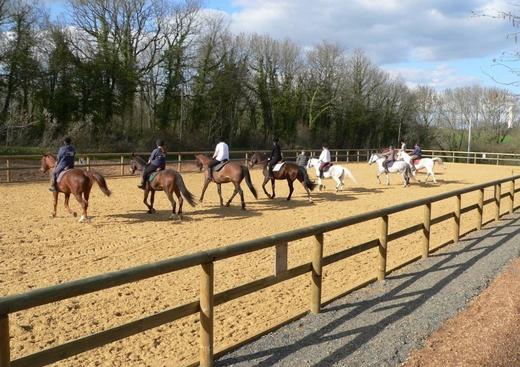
[368, 153, 413, 187]
[307, 158, 357, 191]
[397, 150, 445, 184]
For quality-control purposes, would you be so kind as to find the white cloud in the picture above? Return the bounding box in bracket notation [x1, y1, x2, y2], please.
[221, 0, 515, 64]
[384, 64, 480, 90]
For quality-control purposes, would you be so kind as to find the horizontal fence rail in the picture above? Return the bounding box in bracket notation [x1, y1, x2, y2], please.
[0, 173, 519, 366]
[2, 148, 520, 183]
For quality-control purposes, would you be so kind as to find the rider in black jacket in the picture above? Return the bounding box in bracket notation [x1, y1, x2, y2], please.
[268, 137, 282, 179]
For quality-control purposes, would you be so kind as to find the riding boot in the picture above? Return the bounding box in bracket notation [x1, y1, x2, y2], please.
[137, 178, 145, 189]
[48, 180, 57, 192]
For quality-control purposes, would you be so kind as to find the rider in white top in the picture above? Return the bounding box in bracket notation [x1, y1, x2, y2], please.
[400, 140, 406, 152]
[208, 137, 229, 181]
[213, 141, 229, 161]
[318, 145, 331, 178]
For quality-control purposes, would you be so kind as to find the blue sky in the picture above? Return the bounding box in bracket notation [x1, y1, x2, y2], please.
[44, 0, 520, 94]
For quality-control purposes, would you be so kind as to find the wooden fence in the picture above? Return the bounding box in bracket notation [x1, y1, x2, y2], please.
[0, 173, 519, 367]
[2, 148, 520, 183]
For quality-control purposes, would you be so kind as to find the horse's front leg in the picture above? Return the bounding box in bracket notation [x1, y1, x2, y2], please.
[217, 183, 224, 207]
[261, 177, 272, 199]
[376, 172, 382, 185]
[199, 178, 210, 203]
[318, 177, 323, 191]
[385, 172, 390, 186]
[51, 191, 58, 218]
[271, 178, 276, 199]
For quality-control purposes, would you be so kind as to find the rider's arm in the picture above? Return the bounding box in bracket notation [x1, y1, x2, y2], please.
[213, 144, 220, 159]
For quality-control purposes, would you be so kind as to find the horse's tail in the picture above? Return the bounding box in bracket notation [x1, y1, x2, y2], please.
[433, 157, 446, 169]
[299, 166, 315, 191]
[342, 167, 357, 184]
[174, 172, 197, 207]
[87, 171, 112, 196]
[242, 166, 258, 199]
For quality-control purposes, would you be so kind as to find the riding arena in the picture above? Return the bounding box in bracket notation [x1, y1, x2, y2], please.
[1, 149, 519, 366]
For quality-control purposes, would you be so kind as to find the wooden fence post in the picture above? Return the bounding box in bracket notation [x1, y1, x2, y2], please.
[422, 204, 431, 259]
[120, 156, 124, 175]
[346, 150, 349, 162]
[245, 153, 249, 166]
[453, 194, 461, 243]
[510, 180, 515, 215]
[452, 151, 455, 163]
[0, 314, 9, 367]
[274, 242, 288, 276]
[177, 154, 182, 172]
[357, 150, 360, 162]
[200, 262, 214, 367]
[335, 150, 338, 162]
[311, 233, 324, 314]
[474, 153, 477, 164]
[5, 160, 10, 183]
[86, 157, 90, 171]
[495, 184, 501, 221]
[477, 188, 484, 230]
[378, 215, 388, 280]
[496, 154, 500, 165]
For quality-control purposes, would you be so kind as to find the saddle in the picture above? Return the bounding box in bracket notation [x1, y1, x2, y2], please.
[213, 160, 229, 172]
[273, 162, 285, 172]
[386, 161, 395, 168]
[321, 162, 333, 172]
[148, 171, 159, 182]
[57, 168, 71, 183]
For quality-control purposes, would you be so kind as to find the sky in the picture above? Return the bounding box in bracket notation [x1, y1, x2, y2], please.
[44, 0, 520, 94]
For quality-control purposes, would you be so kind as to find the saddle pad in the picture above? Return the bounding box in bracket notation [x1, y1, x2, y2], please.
[322, 162, 333, 171]
[214, 160, 229, 172]
[413, 159, 421, 165]
[273, 162, 285, 172]
[57, 169, 71, 183]
[148, 171, 160, 182]
[387, 161, 395, 168]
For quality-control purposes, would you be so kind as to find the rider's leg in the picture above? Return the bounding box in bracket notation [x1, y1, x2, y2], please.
[139, 164, 157, 189]
[268, 161, 275, 179]
[208, 159, 219, 181]
[49, 166, 63, 192]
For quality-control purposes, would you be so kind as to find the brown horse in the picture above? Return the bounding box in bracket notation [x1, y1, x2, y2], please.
[249, 152, 315, 202]
[129, 154, 196, 219]
[40, 154, 112, 222]
[194, 154, 258, 210]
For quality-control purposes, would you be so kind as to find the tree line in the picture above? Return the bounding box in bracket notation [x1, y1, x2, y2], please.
[0, 0, 518, 152]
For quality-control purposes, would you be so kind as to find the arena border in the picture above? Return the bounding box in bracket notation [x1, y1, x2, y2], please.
[0, 173, 519, 367]
[1, 148, 520, 183]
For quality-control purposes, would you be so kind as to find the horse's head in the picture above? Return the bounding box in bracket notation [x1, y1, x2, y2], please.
[249, 152, 266, 168]
[368, 153, 379, 165]
[194, 154, 207, 171]
[41, 154, 55, 173]
[129, 155, 138, 175]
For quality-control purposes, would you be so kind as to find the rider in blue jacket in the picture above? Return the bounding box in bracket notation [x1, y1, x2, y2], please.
[49, 137, 76, 192]
[138, 139, 166, 189]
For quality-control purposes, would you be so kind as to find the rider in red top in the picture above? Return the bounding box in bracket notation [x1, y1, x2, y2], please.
[382, 145, 396, 173]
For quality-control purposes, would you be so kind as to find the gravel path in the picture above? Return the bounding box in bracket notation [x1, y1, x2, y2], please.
[216, 212, 520, 367]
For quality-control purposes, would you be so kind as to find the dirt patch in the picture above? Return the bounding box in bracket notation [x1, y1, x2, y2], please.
[403, 257, 520, 367]
[0, 162, 518, 366]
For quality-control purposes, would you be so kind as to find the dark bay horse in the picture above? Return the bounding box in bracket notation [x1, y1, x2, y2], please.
[194, 154, 258, 210]
[249, 152, 315, 202]
[130, 154, 196, 219]
[41, 154, 112, 222]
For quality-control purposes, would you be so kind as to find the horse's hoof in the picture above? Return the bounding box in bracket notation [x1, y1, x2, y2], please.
[51, 213, 56, 218]
[225, 203, 230, 207]
[241, 206, 246, 211]
[73, 212, 77, 217]
[170, 214, 179, 220]
[79, 215, 87, 223]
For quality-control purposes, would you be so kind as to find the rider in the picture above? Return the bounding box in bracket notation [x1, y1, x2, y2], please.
[296, 149, 308, 167]
[409, 143, 422, 171]
[268, 137, 282, 179]
[208, 136, 229, 181]
[382, 145, 396, 173]
[400, 140, 406, 152]
[49, 137, 76, 192]
[318, 144, 331, 178]
[138, 139, 166, 189]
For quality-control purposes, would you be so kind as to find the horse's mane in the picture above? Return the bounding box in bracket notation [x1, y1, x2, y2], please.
[132, 154, 148, 166]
